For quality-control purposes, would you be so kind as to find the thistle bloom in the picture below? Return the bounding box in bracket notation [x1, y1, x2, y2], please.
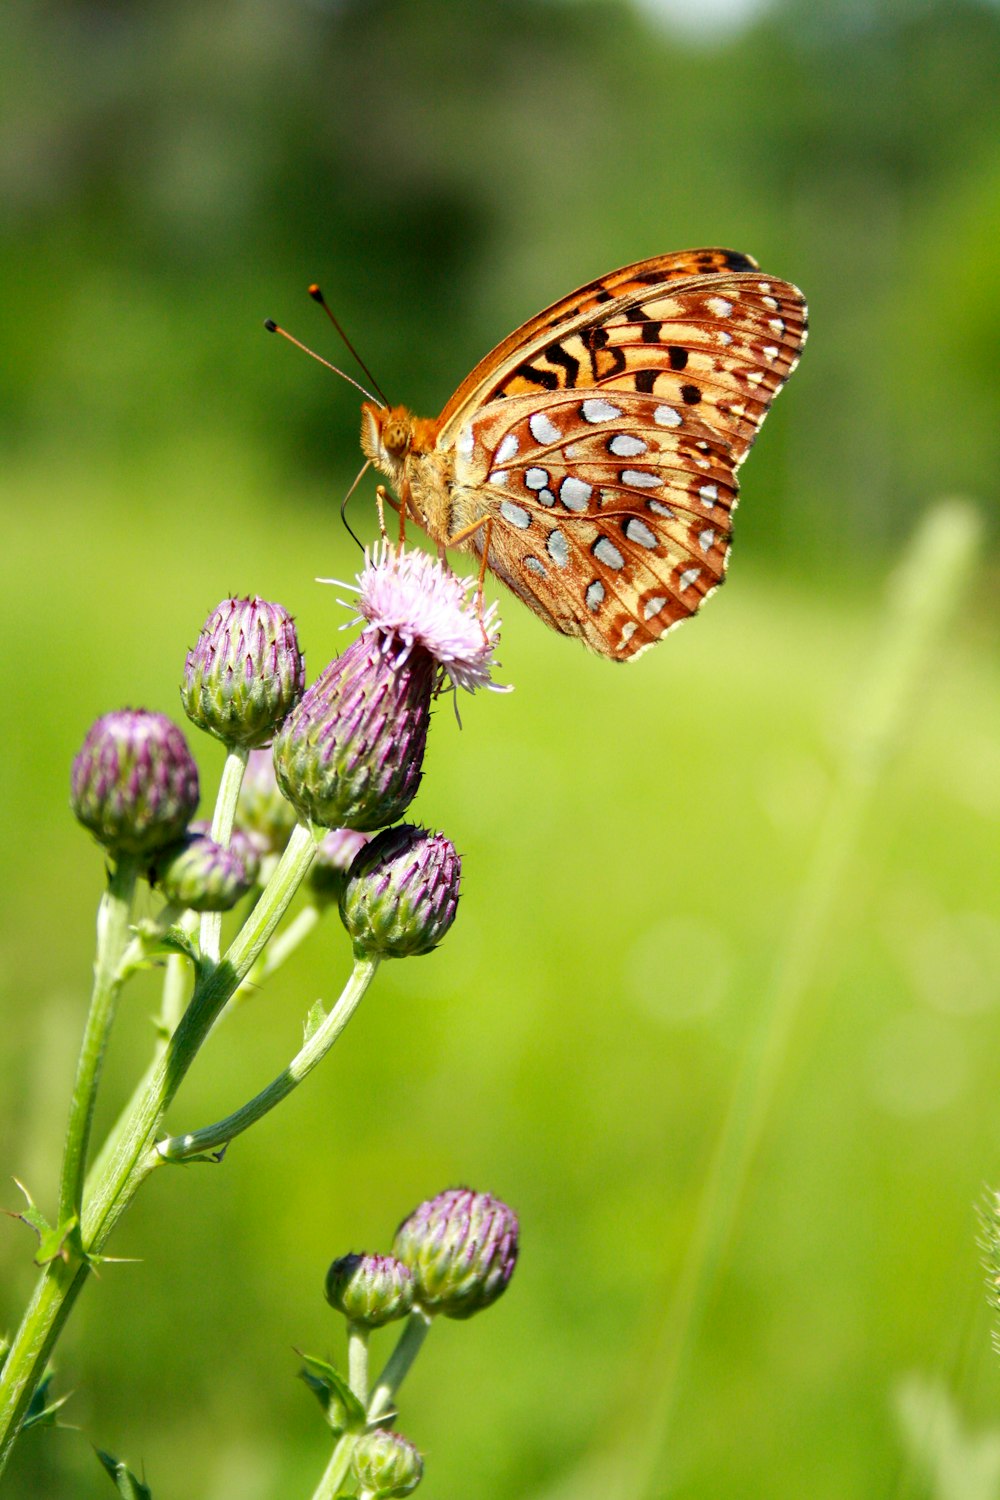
[71, 710, 200, 858]
[352, 1428, 424, 1498]
[274, 545, 505, 830]
[325, 1252, 414, 1328]
[393, 1187, 519, 1320]
[181, 596, 305, 749]
[339, 826, 460, 959]
[352, 541, 504, 696]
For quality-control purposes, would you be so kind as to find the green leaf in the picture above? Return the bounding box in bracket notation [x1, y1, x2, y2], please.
[303, 999, 327, 1043]
[22, 1370, 70, 1432]
[118, 920, 200, 983]
[7, 1179, 80, 1266]
[297, 1351, 366, 1434]
[95, 1449, 154, 1499]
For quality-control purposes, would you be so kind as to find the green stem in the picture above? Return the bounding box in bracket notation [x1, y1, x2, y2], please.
[348, 1323, 370, 1408]
[200, 743, 249, 964]
[311, 1431, 357, 1500]
[368, 1309, 432, 1423]
[226, 903, 322, 1012]
[308, 1310, 432, 1500]
[155, 954, 379, 1161]
[56, 855, 140, 1240]
[0, 820, 321, 1474]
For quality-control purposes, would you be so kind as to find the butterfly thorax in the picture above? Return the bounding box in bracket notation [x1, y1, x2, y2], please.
[360, 401, 455, 547]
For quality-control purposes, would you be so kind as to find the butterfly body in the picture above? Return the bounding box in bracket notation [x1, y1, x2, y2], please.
[359, 249, 807, 661]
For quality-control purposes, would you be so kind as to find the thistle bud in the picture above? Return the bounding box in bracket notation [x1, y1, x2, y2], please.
[338, 826, 460, 959]
[154, 832, 256, 912]
[352, 1429, 423, 1498]
[325, 1252, 414, 1329]
[234, 747, 298, 855]
[272, 634, 432, 832]
[71, 710, 200, 858]
[393, 1188, 519, 1320]
[187, 820, 261, 886]
[182, 597, 305, 749]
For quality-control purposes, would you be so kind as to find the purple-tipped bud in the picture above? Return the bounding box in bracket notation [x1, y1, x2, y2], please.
[187, 820, 262, 886]
[392, 1188, 519, 1320]
[272, 635, 432, 832]
[352, 1429, 423, 1498]
[181, 597, 305, 749]
[338, 826, 460, 959]
[308, 827, 370, 906]
[325, 1252, 414, 1328]
[71, 710, 200, 858]
[154, 832, 256, 912]
[234, 747, 298, 855]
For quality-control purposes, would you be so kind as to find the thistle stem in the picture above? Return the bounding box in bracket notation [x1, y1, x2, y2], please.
[200, 743, 249, 963]
[0, 820, 321, 1474]
[230, 904, 322, 1006]
[310, 1431, 357, 1500]
[348, 1323, 370, 1407]
[155, 954, 379, 1161]
[309, 1310, 432, 1500]
[56, 854, 141, 1241]
[368, 1309, 433, 1423]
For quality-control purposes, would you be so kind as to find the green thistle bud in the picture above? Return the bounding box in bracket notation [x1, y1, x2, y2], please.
[182, 597, 305, 749]
[154, 831, 256, 912]
[71, 710, 200, 858]
[272, 634, 433, 832]
[393, 1188, 519, 1320]
[325, 1252, 414, 1328]
[308, 828, 370, 906]
[352, 1428, 423, 1498]
[234, 747, 298, 856]
[338, 826, 460, 959]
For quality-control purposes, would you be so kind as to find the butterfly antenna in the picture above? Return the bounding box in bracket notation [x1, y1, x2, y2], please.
[309, 284, 390, 409]
[263, 319, 379, 404]
[340, 460, 373, 554]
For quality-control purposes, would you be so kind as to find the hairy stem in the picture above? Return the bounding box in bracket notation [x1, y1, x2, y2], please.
[200, 743, 249, 963]
[155, 954, 379, 1161]
[56, 855, 140, 1240]
[0, 820, 320, 1473]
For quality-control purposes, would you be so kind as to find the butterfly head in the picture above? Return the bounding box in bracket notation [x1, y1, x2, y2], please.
[360, 401, 415, 479]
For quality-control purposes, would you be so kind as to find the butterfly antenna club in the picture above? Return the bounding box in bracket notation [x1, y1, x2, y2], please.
[309, 284, 390, 408]
[263, 317, 379, 404]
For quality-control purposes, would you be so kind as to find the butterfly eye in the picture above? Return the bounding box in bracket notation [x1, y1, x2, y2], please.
[382, 417, 411, 457]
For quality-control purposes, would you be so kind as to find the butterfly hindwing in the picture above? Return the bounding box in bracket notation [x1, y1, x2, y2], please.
[450, 390, 735, 660]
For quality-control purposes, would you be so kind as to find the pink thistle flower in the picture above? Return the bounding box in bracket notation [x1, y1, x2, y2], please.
[339, 543, 508, 695]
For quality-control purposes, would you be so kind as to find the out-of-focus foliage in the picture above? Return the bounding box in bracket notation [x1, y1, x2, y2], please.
[1, 1, 999, 1498]
[2, 0, 998, 556]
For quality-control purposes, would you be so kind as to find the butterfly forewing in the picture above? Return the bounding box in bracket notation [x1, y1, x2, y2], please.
[438, 248, 763, 428]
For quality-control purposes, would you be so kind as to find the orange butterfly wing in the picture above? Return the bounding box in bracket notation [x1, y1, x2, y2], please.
[428, 250, 807, 660]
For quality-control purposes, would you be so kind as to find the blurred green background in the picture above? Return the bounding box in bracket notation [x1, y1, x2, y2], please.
[2, 0, 999, 1496]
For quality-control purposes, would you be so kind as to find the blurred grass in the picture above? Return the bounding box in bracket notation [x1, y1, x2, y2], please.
[3, 0, 1000, 1494]
[1, 440, 998, 1498]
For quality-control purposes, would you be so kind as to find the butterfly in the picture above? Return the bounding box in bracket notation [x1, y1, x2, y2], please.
[359, 248, 807, 661]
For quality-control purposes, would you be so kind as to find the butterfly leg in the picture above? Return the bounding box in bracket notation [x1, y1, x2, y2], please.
[444, 514, 493, 641]
[375, 483, 401, 543]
